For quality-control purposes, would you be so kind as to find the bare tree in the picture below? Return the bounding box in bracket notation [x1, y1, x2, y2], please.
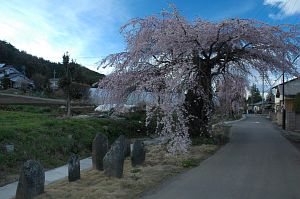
[62, 52, 71, 117]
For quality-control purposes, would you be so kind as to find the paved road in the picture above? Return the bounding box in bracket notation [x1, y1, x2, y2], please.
[141, 115, 300, 199]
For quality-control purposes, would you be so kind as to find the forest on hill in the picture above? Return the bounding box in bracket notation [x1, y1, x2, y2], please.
[0, 40, 105, 86]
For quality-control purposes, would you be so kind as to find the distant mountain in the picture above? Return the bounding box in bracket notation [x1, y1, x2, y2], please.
[0, 40, 105, 86]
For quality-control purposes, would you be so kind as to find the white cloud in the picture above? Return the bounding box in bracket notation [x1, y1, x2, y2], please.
[0, 0, 130, 73]
[264, 0, 300, 19]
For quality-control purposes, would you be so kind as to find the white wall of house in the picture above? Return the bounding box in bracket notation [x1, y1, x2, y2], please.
[275, 95, 282, 105]
[49, 79, 59, 90]
[10, 76, 29, 88]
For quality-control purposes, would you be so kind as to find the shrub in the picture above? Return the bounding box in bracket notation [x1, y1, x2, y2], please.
[69, 82, 90, 100]
[58, 81, 90, 100]
[182, 158, 198, 168]
[1, 76, 11, 89]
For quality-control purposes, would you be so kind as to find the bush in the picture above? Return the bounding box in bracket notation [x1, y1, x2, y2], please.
[212, 134, 229, 145]
[1, 76, 11, 89]
[52, 89, 65, 98]
[182, 158, 198, 168]
[58, 80, 90, 100]
[191, 125, 231, 146]
[69, 82, 90, 100]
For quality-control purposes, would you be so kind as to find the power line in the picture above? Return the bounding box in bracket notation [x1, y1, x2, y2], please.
[43, 56, 101, 59]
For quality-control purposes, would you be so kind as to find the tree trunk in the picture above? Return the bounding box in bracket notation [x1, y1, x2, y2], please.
[184, 57, 212, 138]
[66, 86, 71, 117]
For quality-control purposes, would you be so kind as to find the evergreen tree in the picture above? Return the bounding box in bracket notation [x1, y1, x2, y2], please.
[1, 75, 11, 89]
[247, 84, 262, 104]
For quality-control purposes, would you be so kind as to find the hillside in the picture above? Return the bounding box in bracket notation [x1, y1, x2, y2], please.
[0, 40, 105, 86]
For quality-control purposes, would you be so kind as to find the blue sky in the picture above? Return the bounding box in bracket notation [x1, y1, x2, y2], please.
[0, 0, 299, 76]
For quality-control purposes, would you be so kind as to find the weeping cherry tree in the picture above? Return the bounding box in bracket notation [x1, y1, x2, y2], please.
[99, 6, 300, 153]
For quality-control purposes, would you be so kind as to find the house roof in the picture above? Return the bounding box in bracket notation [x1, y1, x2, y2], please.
[249, 101, 274, 106]
[0, 66, 18, 73]
[0, 65, 34, 85]
[49, 78, 60, 81]
[8, 73, 33, 83]
[273, 77, 300, 96]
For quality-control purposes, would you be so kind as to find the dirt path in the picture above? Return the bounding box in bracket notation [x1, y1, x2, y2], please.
[0, 93, 66, 104]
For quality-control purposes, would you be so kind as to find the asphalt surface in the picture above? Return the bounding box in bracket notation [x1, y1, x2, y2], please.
[141, 115, 300, 199]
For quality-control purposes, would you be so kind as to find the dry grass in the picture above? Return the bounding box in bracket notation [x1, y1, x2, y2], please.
[36, 144, 218, 199]
[0, 173, 18, 187]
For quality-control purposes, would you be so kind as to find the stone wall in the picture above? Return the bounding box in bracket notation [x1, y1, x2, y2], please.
[278, 111, 300, 131]
[286, 111, 296, 130]
[276, 112, 282, 126]
[296, 114, 300, 131]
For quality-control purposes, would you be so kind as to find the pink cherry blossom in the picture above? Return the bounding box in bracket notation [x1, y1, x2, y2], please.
[98, 6, 300, 153]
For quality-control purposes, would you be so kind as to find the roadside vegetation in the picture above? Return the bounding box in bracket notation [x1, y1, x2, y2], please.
[0, 105, 146, 186]
[0, 104, 231, 188]
[37, 144, 219, 199]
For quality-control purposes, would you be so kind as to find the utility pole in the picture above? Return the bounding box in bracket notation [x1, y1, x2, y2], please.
[251, 83, 254, 113]
[262, 72, 265, 114]
[282, 57, 286, 130]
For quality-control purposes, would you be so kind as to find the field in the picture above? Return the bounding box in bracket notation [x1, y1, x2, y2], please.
[0, 105, 146, 186]
[0, 93, 65, 105]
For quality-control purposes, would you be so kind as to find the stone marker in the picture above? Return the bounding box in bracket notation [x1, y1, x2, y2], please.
[131, 140, 146, 167]
[124, 139, 131, 157]
[68, 154, 80, 182]
[16, 160, 45, 199]
[92, 133, 108, 171]
[103, 135, 125, 178]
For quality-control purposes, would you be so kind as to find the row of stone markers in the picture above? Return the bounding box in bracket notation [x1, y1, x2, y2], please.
[92, 133, 146, 178]
[15, 155, 81, 199]
[15, 133, 146, 199]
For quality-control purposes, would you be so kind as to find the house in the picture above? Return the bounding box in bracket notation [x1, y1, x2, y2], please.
[248, 101, 263, 114]
[273, 78, 300, 131]
[247, 99, 274, 114]
[49, 78, 60, 90]
[0, 64, 34, 89]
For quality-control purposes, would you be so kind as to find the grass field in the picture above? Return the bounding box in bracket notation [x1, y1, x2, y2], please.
[0, 105, 146, 186]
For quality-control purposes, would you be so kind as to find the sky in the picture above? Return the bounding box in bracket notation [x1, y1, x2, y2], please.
[0, 0, 299, 79]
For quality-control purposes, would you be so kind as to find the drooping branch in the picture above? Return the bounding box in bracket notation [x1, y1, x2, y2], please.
[98, 5, 300, 153]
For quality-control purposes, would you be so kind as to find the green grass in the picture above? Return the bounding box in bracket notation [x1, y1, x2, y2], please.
[182, 158, 198, 168]
[0, 106, 146, 174]
[0, 104, 60, 114]
[191, 125, 231, 146]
